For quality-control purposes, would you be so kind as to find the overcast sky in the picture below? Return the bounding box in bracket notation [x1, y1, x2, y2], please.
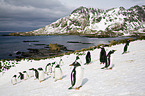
[0, 0, 145, 32]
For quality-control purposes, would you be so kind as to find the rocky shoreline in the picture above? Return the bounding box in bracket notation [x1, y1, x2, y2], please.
[9, 43, 73, 59]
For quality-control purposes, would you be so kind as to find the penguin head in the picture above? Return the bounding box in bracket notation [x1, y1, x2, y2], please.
[38, 67, 43, 71]
[13, 75, 17, 78]
[47, 63, 51, 66]
[76, 56, 80, 60]
[55, 64, 60, 68]
[29, 68, 34, 70]
[69, 62, 81, 67]
[107, 50, 116, 56]
[23, 71, 27, 73]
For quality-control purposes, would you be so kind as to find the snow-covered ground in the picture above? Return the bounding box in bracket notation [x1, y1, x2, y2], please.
[0, 40, 145, 96]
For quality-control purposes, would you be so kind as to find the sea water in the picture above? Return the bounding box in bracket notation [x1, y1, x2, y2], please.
[0, 32, 134, 59]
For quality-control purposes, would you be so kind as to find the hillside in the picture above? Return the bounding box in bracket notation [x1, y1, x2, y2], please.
[10, 5, 145, 37]
[0, 40, 145, 96]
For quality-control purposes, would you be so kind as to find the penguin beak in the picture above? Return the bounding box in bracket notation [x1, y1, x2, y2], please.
[114, 50, 117, 51]
[69, 64, 73, 66]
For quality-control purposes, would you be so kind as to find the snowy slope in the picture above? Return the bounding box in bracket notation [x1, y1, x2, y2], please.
[0, 40, 145, 96]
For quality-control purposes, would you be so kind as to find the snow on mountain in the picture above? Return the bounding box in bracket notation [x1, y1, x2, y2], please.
[10, 5, 145, 36]
[0, 40, 145, 96]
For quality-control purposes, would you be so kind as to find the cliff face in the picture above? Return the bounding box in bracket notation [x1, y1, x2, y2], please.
[10, 5, 145, 37]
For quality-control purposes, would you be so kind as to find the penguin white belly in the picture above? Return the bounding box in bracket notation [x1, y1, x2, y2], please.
[29, 70, 34, 77]
[39, 71, 44, 81]
[54, 68, 62, 80]
[73, 66, 83, 88]
[46, 66, 52, 74]
[51, 65, 56, 78]
[11, 77, 17, 85]
[23, 73, 29, 80]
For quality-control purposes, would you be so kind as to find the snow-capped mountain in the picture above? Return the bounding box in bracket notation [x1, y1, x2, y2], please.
[10, 5, 145, 36]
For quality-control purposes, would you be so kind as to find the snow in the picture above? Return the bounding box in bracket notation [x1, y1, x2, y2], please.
[0, 40, 145, 96]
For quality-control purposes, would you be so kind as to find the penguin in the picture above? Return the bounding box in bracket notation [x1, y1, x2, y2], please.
[28, 68, 35, 77]
[54, 64, 63, 82]
[122, 40, 130, 54]
[23, 71, 29, 80]
[37, 67, 45, 83]
[85, 51, 91, 64]
[51, 62, 56, 78]
[68, 61, 84, 90]
[59, 59, 63, 66]
[11, 75, 17, 85]
[100, 47, 107, 64]
[33, 69, 39, 80]
[102, 50, 116, 69]
[18, 72, 24, 80]
[45, 63, 52, 75]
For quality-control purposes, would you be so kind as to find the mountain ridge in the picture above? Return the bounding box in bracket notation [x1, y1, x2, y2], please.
[10, 5, 145, 37]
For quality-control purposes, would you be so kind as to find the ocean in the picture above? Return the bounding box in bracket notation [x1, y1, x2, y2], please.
[0, 32, 133, 59]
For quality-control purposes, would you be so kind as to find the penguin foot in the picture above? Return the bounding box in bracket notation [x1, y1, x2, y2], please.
[68, 87, 73, 90]
[54, 80, 57, 82]
[75, 88, 79, 90]
[59, 78, 62, 80]
[34, 78, 36, 80]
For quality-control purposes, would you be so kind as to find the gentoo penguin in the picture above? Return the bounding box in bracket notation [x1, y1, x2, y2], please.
[18, 72, 24, 80]
[28, 68, 35, 77]
[59, 59, 63, 66]
[100, 47, 107, 64]
[85, 51, 91, 64]
[102, 50, 116, 69]
[11, 75, 17, 85]
[54, 64, 63, 82]
[45, 63, 52, 75]
[37, 67, 45, 83]
[33, 69, 39, 80]
[51, 62, 56, 78]
[23, 71, 29, 80]
[69, 61, 84, 90]
[122, 40, 130, 54]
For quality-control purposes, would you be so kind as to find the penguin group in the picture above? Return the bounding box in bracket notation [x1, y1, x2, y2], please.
[11, 60, 63, 85]
[11, 39, 131, 90]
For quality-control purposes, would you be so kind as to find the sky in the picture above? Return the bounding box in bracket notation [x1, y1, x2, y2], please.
[0, 0, 145, 32]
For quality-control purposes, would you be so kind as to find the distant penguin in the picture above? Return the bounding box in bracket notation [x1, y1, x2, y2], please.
[28, 68, 35, 77]
[37, 67, 45, 83]
[104, 50, 116, 69]
[11, 75, 17, 85]
[33, 69, 39, 80]
[54, 64, 63, 82]
[122, 40, 130, 54]
[23, 71, 29, 80]
[45, 63, 52, 75]
[59, 59, 63, 66]
[85, 51, 91, 64]
[18, 72, 24, 80]
[51, 62, 56, 78]
[69, 61, 84, 90]
[100, 47, 107, 64]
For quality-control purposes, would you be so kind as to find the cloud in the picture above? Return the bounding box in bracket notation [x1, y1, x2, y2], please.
[0, 0, 71, 31]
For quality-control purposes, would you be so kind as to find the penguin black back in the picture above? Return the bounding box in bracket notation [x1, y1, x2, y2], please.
[86, 51, 91, 64]
[18, 72, 24, 80]
[100, 47, 107, 64]
[33, 69, 39, 79]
